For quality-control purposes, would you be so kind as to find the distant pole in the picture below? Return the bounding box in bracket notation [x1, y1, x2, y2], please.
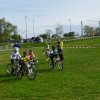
[25, 16, 27, 39]
[68, 19, 72, 32]
[81, 21, 83, 37]
[33, 20, 35, 37]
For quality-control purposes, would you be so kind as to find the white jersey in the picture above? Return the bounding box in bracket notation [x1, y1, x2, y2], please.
[10, 52, 21, 60]
[13, 47, 19, 52]
[50, 50, 57, 54]
[47, 45, 50, 50]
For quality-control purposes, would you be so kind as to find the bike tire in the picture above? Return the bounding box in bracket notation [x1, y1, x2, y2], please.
[6, 63, 13, 75]
[48, 60, 54, 70]
[58, 61, 63, 71]
[27, 64, 38, 80]
[43, 52, 48, 60]
[16, 68, 23, 79]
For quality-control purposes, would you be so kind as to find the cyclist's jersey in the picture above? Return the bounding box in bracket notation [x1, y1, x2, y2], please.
[60, 41, 63, 49]
[13, 44, 21, 52]
[28, 54, 33, 60]
[14, 47, 19, 52]
[49, 50, 58, 59]
[10, 52, 21, 60]
[28, 52, 36, 60]
[21, 56, 29, 62]
[58, 41, 63, 50]
[50, 50, 57, 56]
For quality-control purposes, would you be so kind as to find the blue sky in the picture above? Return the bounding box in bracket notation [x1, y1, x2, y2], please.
[0, 0, 100, 38]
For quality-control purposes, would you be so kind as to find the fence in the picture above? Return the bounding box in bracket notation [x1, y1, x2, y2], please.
[0, 45, 12, 51]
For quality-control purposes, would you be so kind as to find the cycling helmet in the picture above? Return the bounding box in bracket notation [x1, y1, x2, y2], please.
[29, 50, 32, 52]
[23, 51, 27, 55]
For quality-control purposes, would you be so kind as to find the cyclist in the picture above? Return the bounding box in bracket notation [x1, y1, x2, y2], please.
[18, 51, 36, 75]
[28, 50, 38, 62]
[10, 49, 21, 73]
[49, 46, 58, 67]
[18, 51, 29, 68]
[43, 41, 50, 60]
[57, 38, 64, 61]
[13, 42, 21, 53]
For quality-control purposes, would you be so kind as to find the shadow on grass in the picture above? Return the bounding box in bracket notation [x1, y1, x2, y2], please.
[38, 67, 57, 73]
[37, 60, 48, 65]
[0, 73, 20, 83]
[38, 68, 50, 73]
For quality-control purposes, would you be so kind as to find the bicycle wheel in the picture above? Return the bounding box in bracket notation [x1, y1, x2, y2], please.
[43, 52, 48, 60]
[58, 61, 63, 71]
[48, 60, 54, 70]
[27, 64, 37, 80]
[7, 63, 13, 75]
[16, 67, 23, 79]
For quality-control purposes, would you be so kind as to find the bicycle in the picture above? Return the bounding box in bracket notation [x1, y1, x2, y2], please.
[16, 60, 38, 80]
[6, 60, 18, 75]
[48, 57, 63, 71]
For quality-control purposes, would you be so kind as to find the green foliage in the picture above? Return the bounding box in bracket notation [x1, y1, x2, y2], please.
[84, 25, 100, 36]
[63, 32, 75, 37]
[51, 34, 58, 39]
[39, 34, 48, 39]
[95, 28, 100, 36]
[84, 25, 95, 36]
[63, 33, 69, 37]
[11, 34, 21, 41]
[0, 17, 21, 42]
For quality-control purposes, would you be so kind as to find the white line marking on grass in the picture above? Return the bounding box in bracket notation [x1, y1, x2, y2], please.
[64, 46, 99, 48]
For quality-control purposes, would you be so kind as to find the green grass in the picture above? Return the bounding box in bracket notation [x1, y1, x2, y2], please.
[63, 37, 100, 46]
[0, 38, 100, 100]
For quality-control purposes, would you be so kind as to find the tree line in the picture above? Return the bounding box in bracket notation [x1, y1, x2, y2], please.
[0, 17, 100, 42]
[84, 25, 100, 37]
[40, 24, 100, 39]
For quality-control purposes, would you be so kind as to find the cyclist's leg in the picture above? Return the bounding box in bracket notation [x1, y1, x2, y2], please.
[24, 62, 30, 74]
[11, 59, 14, 66]
[18, 60, 25, 71]
[16, 60, 21, 72]
[59, 53, 64, 61]
[10, 59, 15, 73]
[50, 55, 54, 66]
[58, 48, 64, 61]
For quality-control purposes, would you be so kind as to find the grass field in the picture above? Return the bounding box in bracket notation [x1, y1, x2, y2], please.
[0, 38, 100, 100]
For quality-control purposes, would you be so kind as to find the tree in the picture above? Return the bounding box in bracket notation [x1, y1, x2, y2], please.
[0, 17, 21, 42]
[95, 28, 100, 36]
[84, 25, 95, 36]
[63, 32, 75, 37]
[55, 24, 64, 37]
[45, 29, 53, 39]
[68, 32, 75, 37]
[63, 33, 69, 37]
[51, 34, 58, 39]
[39, 34, 48, 39]
[12, 34, 21, 40]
